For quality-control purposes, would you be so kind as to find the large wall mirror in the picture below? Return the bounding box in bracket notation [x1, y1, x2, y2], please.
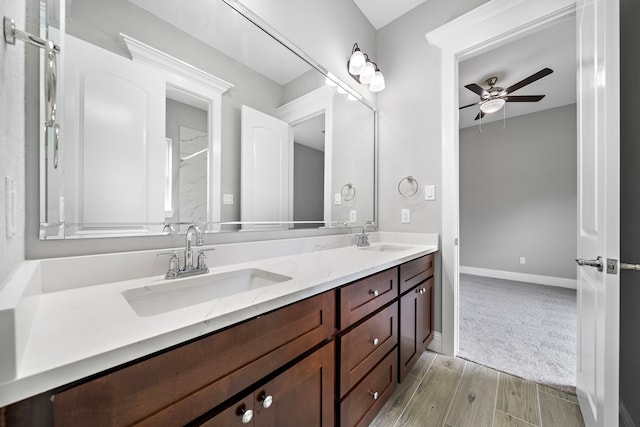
[39, 0, 376, 239]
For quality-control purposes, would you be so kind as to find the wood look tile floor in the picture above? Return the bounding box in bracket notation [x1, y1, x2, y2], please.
[370, 351, 584, 427]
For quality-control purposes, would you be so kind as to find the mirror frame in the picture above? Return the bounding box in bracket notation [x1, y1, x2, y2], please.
[39, 0, 378, 239]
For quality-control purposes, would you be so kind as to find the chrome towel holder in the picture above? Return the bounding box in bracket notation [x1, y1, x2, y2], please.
[398, 176, 419, 198]
[4, 16, 61, 166]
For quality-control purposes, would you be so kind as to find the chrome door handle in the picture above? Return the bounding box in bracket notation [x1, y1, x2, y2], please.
[576, 256, 603, 272]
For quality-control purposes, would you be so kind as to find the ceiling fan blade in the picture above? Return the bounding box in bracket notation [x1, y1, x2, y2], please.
[459, 101, 479, 109]
[505, 68, 553, 94]
[474, 111, 486, 121]
[505, 95, 546, 102]
[465, 83, 487, 97]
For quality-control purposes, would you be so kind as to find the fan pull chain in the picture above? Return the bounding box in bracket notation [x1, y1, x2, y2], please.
[503, 102, 506, 129]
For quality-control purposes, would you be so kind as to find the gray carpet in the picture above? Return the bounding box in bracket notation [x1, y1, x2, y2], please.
[458, 274, 577, 391]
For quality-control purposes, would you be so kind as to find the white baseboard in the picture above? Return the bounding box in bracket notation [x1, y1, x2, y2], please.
[460, 266, 577, 289]
[620, 400, 637, 427]
[427, 331, 442, 353]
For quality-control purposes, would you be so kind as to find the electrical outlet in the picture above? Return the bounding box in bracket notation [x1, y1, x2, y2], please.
[334, 193, 342, 205]
[401, 209, 411, 224]
[349, 210, 357, 222]
[223, 193, 234, 205]
[520, 257, 526, 265]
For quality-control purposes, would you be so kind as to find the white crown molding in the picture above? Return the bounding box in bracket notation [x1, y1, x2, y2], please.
[275, 86, 334, 125]
[460, 266, 577, 289]
[426, 0, 575, 54]
[120, 33, 233, 94]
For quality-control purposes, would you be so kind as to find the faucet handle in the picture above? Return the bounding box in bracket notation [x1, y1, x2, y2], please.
[157, 251, 180, 278]
[196, 248, 215, 271]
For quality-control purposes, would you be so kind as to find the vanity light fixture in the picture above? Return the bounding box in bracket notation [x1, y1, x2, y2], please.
[347, 43, 385, 92]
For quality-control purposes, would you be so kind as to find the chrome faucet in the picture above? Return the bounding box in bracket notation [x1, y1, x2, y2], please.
[184, 224, 204, 271]
[161, 224, 213, 279]
[356, 221, 376, 247]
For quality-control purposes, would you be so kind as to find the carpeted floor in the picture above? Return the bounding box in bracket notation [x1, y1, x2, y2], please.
[458, 273, 577, 391]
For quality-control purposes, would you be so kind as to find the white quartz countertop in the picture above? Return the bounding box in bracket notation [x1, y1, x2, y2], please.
[0, 232, 437, 406]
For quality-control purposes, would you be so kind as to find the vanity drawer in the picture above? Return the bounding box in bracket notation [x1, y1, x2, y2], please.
[339, 302, 397, 397]
[340, 348, 397, 427]
[52, 291, 336, 426]
[340, 267, 397, 329]
[399, 253, 434, 294]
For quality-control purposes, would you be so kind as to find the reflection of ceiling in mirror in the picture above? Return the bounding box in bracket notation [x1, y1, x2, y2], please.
[293, 114, 325, 152]
[128, 0, 312, 85]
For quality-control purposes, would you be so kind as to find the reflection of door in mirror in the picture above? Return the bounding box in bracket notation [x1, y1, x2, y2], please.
[292, 114, 325, 229]
[64, 35, 166, 235]
[241, 105, 292, 230]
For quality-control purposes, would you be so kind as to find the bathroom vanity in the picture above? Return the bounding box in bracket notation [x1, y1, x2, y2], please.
[0, 234, 437, 426]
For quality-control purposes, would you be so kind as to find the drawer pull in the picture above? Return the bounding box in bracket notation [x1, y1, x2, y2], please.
[237, 405, 253, 424]
[371, 337, 379, 346]
[368, 390, 379, 400]
[369, 289, 379, 297]
[259, 392, 273, 409]
[417, 287, 426, 295]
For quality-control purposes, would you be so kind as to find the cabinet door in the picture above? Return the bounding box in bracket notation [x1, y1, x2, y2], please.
[418, 277, 434, 351]
[201, 398, 256, 427]
[255, 342, 334, 427]
[399, 277, 434, 382]
[399, 285, 420, 381]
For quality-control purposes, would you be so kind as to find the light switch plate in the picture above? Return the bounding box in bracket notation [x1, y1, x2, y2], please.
[401, 209, 411, 224]
[334, 193, 342, 205]
[424, 185, 436, 201]
[349, 210, 357, 222]
[223, 193, 234, 205]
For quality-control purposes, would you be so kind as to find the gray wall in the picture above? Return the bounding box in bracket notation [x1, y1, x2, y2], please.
[0, 0, 26, 285]
[375, 0, 488, 332]
[293, 143, 324, 225]
[620, 0, 640, 424]
[459, 104, 577, 279]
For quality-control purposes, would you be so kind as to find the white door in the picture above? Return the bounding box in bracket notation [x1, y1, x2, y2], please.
[64, 35, 166, 232]
[575, 0, 620, 426]
[240, 105, 292, 230]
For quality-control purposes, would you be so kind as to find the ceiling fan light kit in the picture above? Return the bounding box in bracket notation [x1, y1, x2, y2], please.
[347, 43, 385, 92]
[460, 68, 553, 120]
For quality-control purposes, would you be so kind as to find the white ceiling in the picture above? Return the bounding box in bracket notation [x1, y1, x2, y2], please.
[353, 0, 427, 30]
[293, 114, 326, 152]
[458, 15, 576, 129]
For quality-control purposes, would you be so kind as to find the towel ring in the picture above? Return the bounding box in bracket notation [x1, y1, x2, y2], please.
[398, 176, 419, 198]
[341, 183, 356, 201]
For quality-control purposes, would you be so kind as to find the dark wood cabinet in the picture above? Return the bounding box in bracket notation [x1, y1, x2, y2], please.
[1, 251, 438, 427]
[5, 291, 335, 426]
[201, 342, 334, 427]
[399, 276, 434, 382]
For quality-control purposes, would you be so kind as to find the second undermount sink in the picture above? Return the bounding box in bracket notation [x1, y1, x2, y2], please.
[359, 244, 414, 253]
[122, 269, 292, 317]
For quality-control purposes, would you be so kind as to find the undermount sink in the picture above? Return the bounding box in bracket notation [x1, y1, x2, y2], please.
[359, 244, 414, 253]
[122, 269, 292, 317]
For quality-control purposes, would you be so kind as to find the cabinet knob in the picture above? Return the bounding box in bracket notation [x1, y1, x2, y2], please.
[368, 390, 379, 400]
[258, 392, 273, 409]
[236, 405, 253, 424]
[369, 289, 379, 297]
[371, 337, 379, 346]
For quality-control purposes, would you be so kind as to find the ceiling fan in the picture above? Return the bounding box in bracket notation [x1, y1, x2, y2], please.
[460, 68, 553, 120]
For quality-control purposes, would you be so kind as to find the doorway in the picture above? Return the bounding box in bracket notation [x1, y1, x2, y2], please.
[456, 17, 578, 388]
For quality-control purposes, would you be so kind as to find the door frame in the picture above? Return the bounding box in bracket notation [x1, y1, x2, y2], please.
[425, 0, 576, 356]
